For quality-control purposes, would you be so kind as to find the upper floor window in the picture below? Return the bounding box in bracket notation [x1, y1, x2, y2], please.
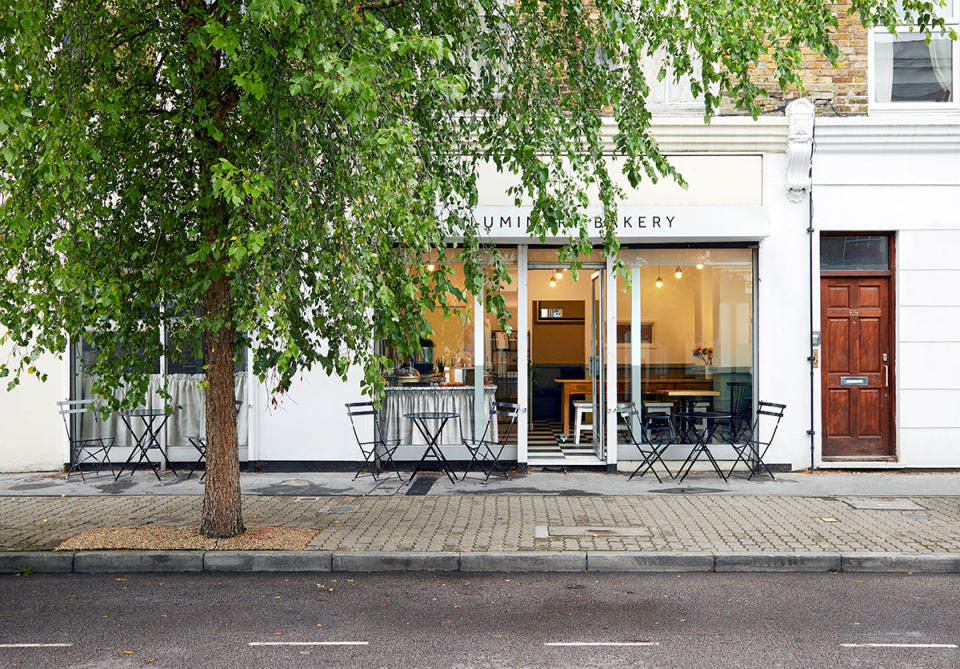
[870, 2, 959, 110]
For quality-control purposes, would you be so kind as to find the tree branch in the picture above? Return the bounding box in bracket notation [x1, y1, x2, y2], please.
[355, 0, 403, 11]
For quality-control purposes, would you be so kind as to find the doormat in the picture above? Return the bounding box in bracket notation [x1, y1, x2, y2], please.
[651, 487, 725, 495]
[406, 475, 439, 496]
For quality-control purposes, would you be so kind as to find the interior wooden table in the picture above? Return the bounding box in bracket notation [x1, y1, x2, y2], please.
[666, 389, 721, 413]
[555, 379, 594, 437]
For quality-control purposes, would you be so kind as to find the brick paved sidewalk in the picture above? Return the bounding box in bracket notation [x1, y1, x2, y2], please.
[2, 494, 959, 554]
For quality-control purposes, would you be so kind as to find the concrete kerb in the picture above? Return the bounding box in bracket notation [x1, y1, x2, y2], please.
[0, 551, 74, 574]
[587, 551, 714, 572]
[5, 551, 960, 574]
[714, 552, 842, 572]
[841, 552, 960, 573]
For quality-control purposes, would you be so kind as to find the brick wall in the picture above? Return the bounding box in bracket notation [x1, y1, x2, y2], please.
[719, 0, 869, 117]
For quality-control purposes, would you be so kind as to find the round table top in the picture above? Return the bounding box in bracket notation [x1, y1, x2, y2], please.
[676, 411, 733, 419]
[121, 408, 168, 417]
[404, 411, 459, 420]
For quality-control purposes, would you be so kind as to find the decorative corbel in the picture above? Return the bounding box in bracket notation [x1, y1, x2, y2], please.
[785, 98, 815, 203]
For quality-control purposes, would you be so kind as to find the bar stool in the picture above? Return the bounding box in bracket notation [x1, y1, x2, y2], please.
[573, 400, 593, 444]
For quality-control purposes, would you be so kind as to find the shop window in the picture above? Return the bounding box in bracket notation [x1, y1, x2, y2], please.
[70, 333, 249, 453]
[617, 248, 755, 443]
[871, 3, 959, 109]
[820, 235, 890, 271]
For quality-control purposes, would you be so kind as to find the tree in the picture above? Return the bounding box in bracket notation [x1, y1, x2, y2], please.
[0, 0, 947, 537]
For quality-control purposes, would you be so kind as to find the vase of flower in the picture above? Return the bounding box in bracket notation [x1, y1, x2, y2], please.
[693, 345, 714, 379]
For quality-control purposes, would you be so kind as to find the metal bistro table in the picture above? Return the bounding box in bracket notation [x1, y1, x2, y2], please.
[674, 411, 735, 483]
[404, 411, 459, 485]
[115, 408, 176, 482]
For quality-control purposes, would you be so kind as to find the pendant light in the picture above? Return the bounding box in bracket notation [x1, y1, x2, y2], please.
[554, 269, 563, 281]
[426, 263, 436, 272]
[696, 261, 704, 270]
[674, 265, 683, 279]
[549, 277, 557, 288]
[655, 266, 663, 288]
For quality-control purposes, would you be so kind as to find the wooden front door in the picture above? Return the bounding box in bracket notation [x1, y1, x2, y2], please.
[821, 277, 894, 458]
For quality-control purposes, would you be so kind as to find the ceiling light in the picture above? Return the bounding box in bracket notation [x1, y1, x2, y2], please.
[696, 261, 704, 270]
[549, 278, 557, 288]
[426, 263, 435, 272]
[655, 266, 663, 288]
[554, 270, 563, 281]
[674, 266, 683, 279]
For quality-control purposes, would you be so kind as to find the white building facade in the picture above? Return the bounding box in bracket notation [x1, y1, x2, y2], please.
[3, 102, 959, 474]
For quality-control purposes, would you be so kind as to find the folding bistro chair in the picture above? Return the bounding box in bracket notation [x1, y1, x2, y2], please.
[617, 402, 673, 483]
[726, 381, 753, 443]
[185, 399, 243, 481]
[461, 401, 519, 483]
[58, 399, 114, 482]
[727, 400, 786, 480]
[345, 401, 404, 483]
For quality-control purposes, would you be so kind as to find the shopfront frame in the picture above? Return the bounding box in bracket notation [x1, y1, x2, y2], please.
[437, 206, 769, 472]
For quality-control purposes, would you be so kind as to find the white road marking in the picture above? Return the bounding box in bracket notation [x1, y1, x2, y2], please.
[0, 643, 74, 648]
[840, 643, 958, 649]
[544, 642, 659, 647]
[249, 641, 368, 647]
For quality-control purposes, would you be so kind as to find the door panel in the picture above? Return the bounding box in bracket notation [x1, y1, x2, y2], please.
[821, 277, 893, 458]
[590, 273, 605, 460]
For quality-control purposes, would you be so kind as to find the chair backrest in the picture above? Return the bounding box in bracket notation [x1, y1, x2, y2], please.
[750, 400, 786, 447]
[345, 401, 386, 445]
[487, 401, 520, 445]
[616, 402, 642, 444]
[57, 399, 102, 442]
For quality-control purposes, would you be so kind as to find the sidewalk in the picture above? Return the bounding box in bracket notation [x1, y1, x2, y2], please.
[2, 470, 960, 573]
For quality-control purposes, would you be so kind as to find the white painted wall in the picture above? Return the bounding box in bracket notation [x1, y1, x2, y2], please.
[252, 364, 364, 463]
[814, 117, 960, 467]
[754, 153, 815, 470]
[0, 345, 66, 472]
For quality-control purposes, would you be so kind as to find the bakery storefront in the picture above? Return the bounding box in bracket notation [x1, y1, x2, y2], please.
[374, 203, 767, 472]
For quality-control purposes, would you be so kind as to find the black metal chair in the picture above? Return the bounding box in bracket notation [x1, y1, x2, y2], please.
[726, 381, 753, 443]
[57, 399, 114, 482]
[461, 401, 519, 483]
[727, 400, 786, 480]
[618, 402, 673, 483]
[185, 399, 243, 481]
[345, 401, 404, 483]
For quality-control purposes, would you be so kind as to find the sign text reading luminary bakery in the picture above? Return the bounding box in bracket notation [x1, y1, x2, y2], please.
[479, 213, 676, 230]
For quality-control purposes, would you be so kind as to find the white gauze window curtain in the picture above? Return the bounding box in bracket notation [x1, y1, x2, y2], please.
[928, 36, 953, 100]
[875, 35, 895, 103]
[81, 372, 248, 450]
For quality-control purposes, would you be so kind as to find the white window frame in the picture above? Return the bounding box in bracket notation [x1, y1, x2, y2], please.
[868, 7, 960, 113]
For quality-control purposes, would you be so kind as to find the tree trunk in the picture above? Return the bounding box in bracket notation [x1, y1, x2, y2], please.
[199, 274, 244, 538]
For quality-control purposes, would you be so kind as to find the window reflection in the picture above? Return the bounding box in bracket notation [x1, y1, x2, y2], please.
[618, 248, 755, 443]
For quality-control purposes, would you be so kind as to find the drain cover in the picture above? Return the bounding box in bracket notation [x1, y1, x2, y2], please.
[328, 506, 356, 513]
[652, 487, 725, 495]
[843, 498, 925, 511]
[536, 525, 654, 538]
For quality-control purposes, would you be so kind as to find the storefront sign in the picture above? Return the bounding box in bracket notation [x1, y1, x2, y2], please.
[471, 206, 769, 241]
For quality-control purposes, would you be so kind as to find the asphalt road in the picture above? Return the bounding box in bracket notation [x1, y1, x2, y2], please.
[1, 572, 958, 668]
